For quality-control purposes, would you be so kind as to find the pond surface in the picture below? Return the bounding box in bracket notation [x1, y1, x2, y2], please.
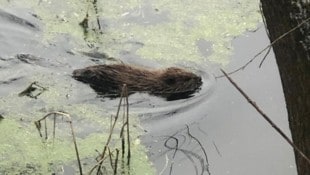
[0, 0, 297, 175]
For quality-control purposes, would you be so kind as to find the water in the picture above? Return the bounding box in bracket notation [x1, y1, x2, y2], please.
[0, 1, 297, 175]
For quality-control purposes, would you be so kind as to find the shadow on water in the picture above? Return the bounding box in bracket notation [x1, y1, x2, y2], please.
[0, 1, 297, 175]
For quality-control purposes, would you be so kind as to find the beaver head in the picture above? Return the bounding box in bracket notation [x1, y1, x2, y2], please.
[153, 67, 202, 99]
[72, 68, 95, 84]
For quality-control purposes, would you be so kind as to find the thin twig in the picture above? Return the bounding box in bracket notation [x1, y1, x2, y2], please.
[94, 85, 126, 174]
[53, 113, 56, 141]
[108, 147, 114, 170]
[34, 121, 42, 137]
[212, 141, 222, 157]
[93, 0, 101, 30]
[118, 85, 131, 164]
[258, 2, 271, 68]
[120, 96, 126, 158]
[120, 122, 126, 158]
[88, 150, 109, 175]
[44, 119, 47, 140]
[220, 69, 310, 165]
[159, 154, 169, 175]
[114, 149, 120, 175]
[164, 135, 204, 175]
[164, 136, 179, 175]
[258, 45, 271, 68]
[186, 125, 211, 175]
[125, 86, 131, 165]
[68, 120, 83, 175]
[216, 16, 310, 78]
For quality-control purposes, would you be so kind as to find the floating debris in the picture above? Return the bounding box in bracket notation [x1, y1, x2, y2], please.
[18, 81, 47, 99]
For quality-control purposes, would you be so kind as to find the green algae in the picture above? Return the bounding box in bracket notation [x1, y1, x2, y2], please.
[0, 0, 261, 65]
[0, 72, 155, 174]
[0, 119, 73, 174]
[0, 117, 154, 174]
[0, 97, 155, 174]
[132, 0, 261, 64]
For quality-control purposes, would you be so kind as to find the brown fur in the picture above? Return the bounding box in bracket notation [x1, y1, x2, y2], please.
[72, 64, 202, 100]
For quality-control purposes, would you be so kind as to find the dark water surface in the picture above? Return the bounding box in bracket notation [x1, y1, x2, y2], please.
[0, 2, 297, 175]
[142, 27, 297, 175]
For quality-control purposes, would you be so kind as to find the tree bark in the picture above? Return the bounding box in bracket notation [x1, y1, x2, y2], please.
[260, 1, 310, 175]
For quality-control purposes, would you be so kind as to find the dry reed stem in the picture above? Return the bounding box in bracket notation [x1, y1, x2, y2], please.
[34, 111, 83, 175]
[119, 85, 131, 165]
[114, 149, 120, 175]
[125, 87, 131, 165]
[90, 85, 129, 174]
[108, 147, 114, 170]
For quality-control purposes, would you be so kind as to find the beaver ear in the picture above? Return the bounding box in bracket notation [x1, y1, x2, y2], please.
[164, 77, 176, 85]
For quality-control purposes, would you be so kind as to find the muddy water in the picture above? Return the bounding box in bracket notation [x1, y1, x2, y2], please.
[0, 1, 296, 175]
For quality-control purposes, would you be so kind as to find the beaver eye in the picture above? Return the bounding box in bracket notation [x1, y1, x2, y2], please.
[165, 77, 176, 85]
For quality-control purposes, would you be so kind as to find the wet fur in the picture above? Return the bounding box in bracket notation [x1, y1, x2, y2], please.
[73, 64, 202, 100]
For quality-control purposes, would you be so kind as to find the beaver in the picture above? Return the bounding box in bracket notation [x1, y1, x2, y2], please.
[72, 64, 202, 100]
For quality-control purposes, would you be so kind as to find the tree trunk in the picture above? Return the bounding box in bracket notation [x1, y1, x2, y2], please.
[260, 1, 310, 175]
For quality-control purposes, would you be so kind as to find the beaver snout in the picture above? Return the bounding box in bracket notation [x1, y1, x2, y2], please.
[73, 68, 94, 82]
[72, 69, 82, 78]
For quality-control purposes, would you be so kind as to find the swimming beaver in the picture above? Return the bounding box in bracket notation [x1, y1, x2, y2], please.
[72, 64, 202, 100]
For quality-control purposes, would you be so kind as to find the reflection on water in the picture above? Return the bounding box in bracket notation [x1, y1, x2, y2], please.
[0, 1, 297, 175]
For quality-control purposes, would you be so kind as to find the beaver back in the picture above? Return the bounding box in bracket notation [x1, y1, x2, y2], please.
[73, 64, 202, 100]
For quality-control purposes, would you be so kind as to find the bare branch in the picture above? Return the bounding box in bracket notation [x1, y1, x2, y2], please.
[220, 69, 310, 165]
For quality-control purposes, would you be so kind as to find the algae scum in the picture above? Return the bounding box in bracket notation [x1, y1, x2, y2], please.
[0, 0, 260, 174]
